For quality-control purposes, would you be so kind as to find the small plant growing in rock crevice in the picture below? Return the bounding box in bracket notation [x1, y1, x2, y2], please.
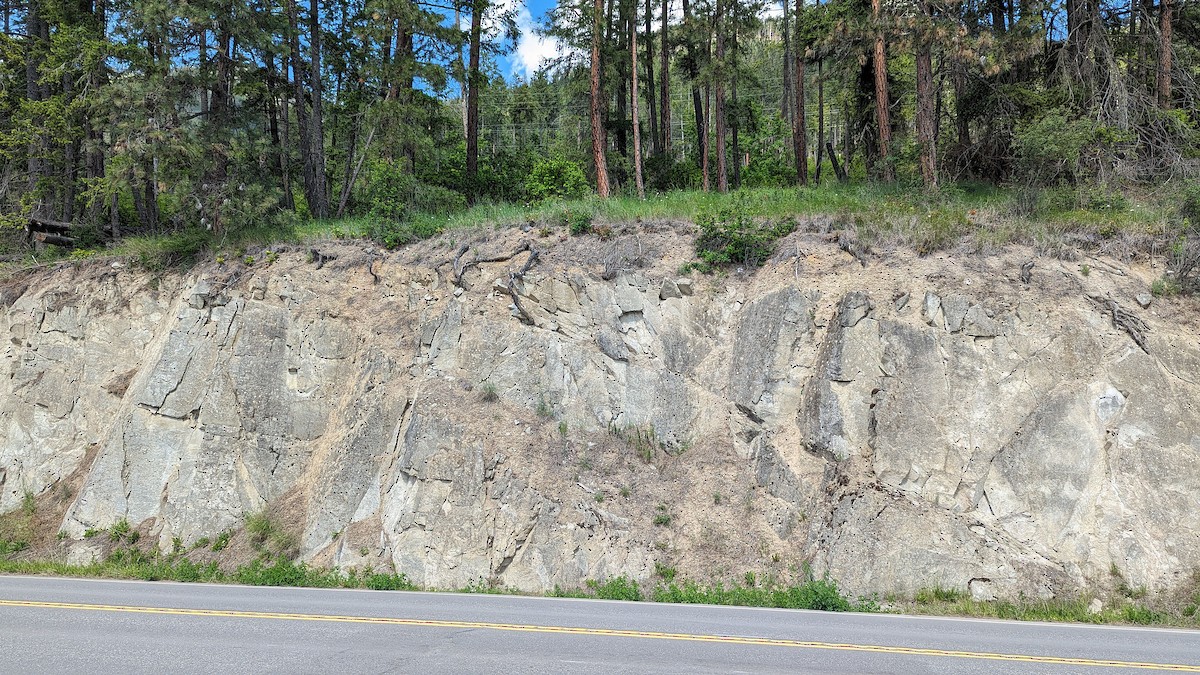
[479, 383, 499, 403]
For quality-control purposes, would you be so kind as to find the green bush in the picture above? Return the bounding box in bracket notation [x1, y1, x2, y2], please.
[526, 158, 590, 203]
[695, 199, 796, 268]
[586, 576, 643, 601]
[559, 208, 593, 236]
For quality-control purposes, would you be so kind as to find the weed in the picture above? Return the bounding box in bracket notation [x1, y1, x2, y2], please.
[619, 486, 631, 498]
[108, 519, 131, 542]
[359, 546, 371, 557]
[558, 421, 568, 436]
[1081, 264, 1091, 276]
[713, 493, 722, 505]
[915, 586, 969, 603]
[586, 576, 642, 601]
[536, 396, 553, 419]
[21, 491, 35, 515]
[593, 492, 605, 503]
[479, 383, 499, 403]
[211, 531, 232, 552]
[653, 504, 672, 527]
[655, 562, 677, 583]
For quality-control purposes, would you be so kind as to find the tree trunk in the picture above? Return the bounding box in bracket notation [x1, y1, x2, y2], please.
[714, 0, 728, 193]
[466, 0, 482, 187]
[871, 0, 894, 182]
[815, 59, 825, 183]
[660, 0, 670, 157]
[1157, 0, 1172, 108]
[793, 0, 808, 186]
[590, 0, 611, 197]
[307, 0, 329, 218]
[25, 0, 47, 215]
[683, 0, 706, 188]
[286, 0, 314, 212]
[782, 0, 792, 123]
[644, 0, 659, 157]
[915, 0, 937, 189]
[631, 7, 646, 198]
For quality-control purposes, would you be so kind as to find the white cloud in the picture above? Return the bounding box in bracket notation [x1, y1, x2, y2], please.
[511, 4, 563, 79]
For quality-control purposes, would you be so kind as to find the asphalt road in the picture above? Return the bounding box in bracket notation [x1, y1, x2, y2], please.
[1, 575, 1199, 674]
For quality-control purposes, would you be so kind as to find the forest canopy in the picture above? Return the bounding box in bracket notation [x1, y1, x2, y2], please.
[0, 0, 1196, 246]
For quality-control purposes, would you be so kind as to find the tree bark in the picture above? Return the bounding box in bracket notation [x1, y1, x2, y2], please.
[644, 0, 659, 156]
[307, 0, 329, 218]
[660, 0, 670, 157]
[682, 0, 706, 189]
[792, 0, 808, 186]
[915, 0, 937, 189]
[871, 0, 893, 182]
[714, 0, 728, 193]
[590, 0, 611, 197]
[1157, 0, 1172, 108]
[631, 6, 646, 198]
[466, 0, 483, 187]
[815, 59, 825, 183]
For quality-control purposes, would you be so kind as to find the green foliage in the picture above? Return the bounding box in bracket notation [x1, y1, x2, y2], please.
[210, 531, 232, 552]
[651, 575, 854, 612]
[558, 207, 594, 235]
[1013, 109, 1132, 185]
[585, 576, 643, 601]
[244, 511, 297, 559]
[654, 562, 677, 583]
[479, 383, 499, 403]
[526, 158, 590, 203]
[695, 198, 796, 268]
[914, 586, 969, 603]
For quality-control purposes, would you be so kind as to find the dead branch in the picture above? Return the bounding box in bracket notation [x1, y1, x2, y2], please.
[505, 247, 541, 325]
[1088, 294, 1150, 353]
[453, 240, 532, 287]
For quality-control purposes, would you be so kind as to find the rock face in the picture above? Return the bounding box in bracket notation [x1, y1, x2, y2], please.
[2, 230, 1199, 599]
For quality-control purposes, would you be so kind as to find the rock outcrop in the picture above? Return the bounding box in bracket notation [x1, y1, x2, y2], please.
[2, 228, 1198, 598]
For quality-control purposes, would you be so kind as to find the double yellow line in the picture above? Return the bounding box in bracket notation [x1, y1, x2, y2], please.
[1, 599, 1198, 671]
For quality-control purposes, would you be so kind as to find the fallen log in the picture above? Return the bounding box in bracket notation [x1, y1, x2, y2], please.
[32, 231, 76, 247]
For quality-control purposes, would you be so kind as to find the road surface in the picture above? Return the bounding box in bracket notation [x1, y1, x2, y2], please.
[1, 575, 1198, 673]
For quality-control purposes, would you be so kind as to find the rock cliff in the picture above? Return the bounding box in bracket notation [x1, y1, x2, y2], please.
[2, 224, 1198, 599]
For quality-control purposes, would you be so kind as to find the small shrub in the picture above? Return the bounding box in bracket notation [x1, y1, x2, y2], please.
[694, 198, 795, 268]
[526, 158, 590, 202]
[479, 383, 499, 403]
[560, 208, 593, 236]
[211, 531, 232, 552]
[109, 519, 131, 542]
[586, 576, 642, 601]
[654, 562, 677, 583]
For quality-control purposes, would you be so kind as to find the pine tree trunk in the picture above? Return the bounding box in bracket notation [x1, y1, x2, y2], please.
[631, 7, 646, 198]
[644, 0, 659, 157]
[915, 0, 937, 189]
[591, 0, 611, 197]
[871, 0, 893, 182]
[466, 0, 482, 187]
[815, 59, 825, 183]
[714, 0, 728, 193]
[683, 0, 706, 188]
[660, 0, 671, 156]
[1157, 0, 1172, 108]
[307, 0, 328, 218]
[793, 0, 808, 186]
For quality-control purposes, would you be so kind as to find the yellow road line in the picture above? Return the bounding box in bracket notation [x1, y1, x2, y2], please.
[1, 599, 1198, 671]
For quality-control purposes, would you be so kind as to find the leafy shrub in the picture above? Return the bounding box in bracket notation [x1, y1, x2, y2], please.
[1013, 109, 1132, 185]
[526, 158, 590, 203]
[695, 199, 796, 268]
[586, 576, 642, 601]
[559, 208, 593, 236]
[367, 160, 466, 222]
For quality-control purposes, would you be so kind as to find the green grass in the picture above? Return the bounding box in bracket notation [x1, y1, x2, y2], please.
[2, 180, 1188, 280]
[0, 547, 415, 590]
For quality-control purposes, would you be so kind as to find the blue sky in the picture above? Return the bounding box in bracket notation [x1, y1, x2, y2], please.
[499, 0, 563, 81]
